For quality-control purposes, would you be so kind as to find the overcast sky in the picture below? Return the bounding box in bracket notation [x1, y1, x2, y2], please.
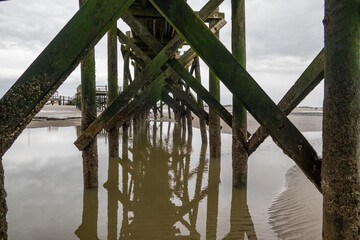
[0, 0, 324, 106]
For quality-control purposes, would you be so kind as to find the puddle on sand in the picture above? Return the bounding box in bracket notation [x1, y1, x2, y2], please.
[3, 122, 322, 239]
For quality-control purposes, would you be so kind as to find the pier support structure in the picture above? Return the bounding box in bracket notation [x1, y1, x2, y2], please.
[209, 8, 221, 158]
[323, 0, 360, 238]
[107, 23, 119, 157]
[3, 0, 360, 238]
[79, 0, 98, 188]
[194, 57, 208, 144]
[231, 0, 248, 188]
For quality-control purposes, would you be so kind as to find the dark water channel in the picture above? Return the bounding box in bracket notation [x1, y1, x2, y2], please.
[3, 121, 322, 239]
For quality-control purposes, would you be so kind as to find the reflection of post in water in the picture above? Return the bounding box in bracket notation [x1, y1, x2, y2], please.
[120, 132, 130, 239]
[131, 128, 176, 239]
[223, 186, 257, 240]
[182, 132, 193, 204]
[190, 144, 207, 230]
[75, 187, 99, 240]
[206, 154, 221, 240]
[104, 128, 119, 240]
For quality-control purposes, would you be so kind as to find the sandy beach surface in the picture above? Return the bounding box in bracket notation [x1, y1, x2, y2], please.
[27, 104, 323, 239]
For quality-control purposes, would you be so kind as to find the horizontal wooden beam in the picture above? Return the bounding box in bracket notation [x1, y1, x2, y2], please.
[128, 7, 224, 22]
[150, 0, 322, 191]
[122, 0, 224, 54]
[248, 49, 325, 155]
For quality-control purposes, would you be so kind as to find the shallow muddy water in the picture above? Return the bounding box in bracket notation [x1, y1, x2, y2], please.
[3, 122, 322, 239]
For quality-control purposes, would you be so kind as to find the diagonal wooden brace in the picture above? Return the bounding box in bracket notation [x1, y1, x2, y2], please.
[75, 0, 224, 150]
[248, 49, 324, 155]
[161, 92, 187, 118]
[164, 83, 210, 125]
[74, 37, 177, 150]
[150, 0, 322, 191]
[122, 13, 249, 144]
[0, 0, 134, 157]
[103, 76, 165, 132]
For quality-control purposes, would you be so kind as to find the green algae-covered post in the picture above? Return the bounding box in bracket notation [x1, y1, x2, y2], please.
[79, 0, 98, 188]
[231, 0, 248, 188]
[122, 36, 131, 136]
[323, 0, 360, 238]
[209, 7, 221, 158]
[108, 23, 119, 158]
[195, 56, 207, 144]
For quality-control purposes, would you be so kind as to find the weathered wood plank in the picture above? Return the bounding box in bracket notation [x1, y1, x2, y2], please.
[150, 0, 322, 191]
[0, 0, 134, 157]
[248, 49, 324, 155]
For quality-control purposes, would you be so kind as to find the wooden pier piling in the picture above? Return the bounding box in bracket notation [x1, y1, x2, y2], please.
[80, 0, 98, 189]
[231, 0, 248, 188]
[195, 56, 207, 144]
[323, 0, 360, 238]
[208, 8, 221, 158]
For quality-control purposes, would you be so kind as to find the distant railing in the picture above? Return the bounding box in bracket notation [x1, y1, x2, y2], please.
[95, 85, 123, 93]
[75, 85, 123, 111]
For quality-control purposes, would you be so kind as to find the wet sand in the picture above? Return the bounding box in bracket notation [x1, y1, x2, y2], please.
[27, 105, 81, 128]
[27, 104, 323, 239]
[191, 106, 322, 133]
[269, 165, 322, 239]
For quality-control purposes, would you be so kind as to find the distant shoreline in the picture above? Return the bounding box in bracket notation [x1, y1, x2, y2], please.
[27, 105, 323, 133]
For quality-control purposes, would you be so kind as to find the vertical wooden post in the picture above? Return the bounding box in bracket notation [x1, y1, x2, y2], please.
[231, 0, 248, 188]
[186, 108, 193, 136]
[195, 56, 207, 144]
[185, 70, 193, 135]
[133, 62, 140, 134]
[153, 105, 158, 120]
[160, 100, 164, 118]
[323, 0, 360, 238]
[0, 157, 7, 239]
[108, 23, 119, 157]
[122, 33, 131, 137]
[168, 104, 171, 119]
[79, 0, 98, 188]
[209, 8, 221, 157]
[106, 22, 119, 240]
